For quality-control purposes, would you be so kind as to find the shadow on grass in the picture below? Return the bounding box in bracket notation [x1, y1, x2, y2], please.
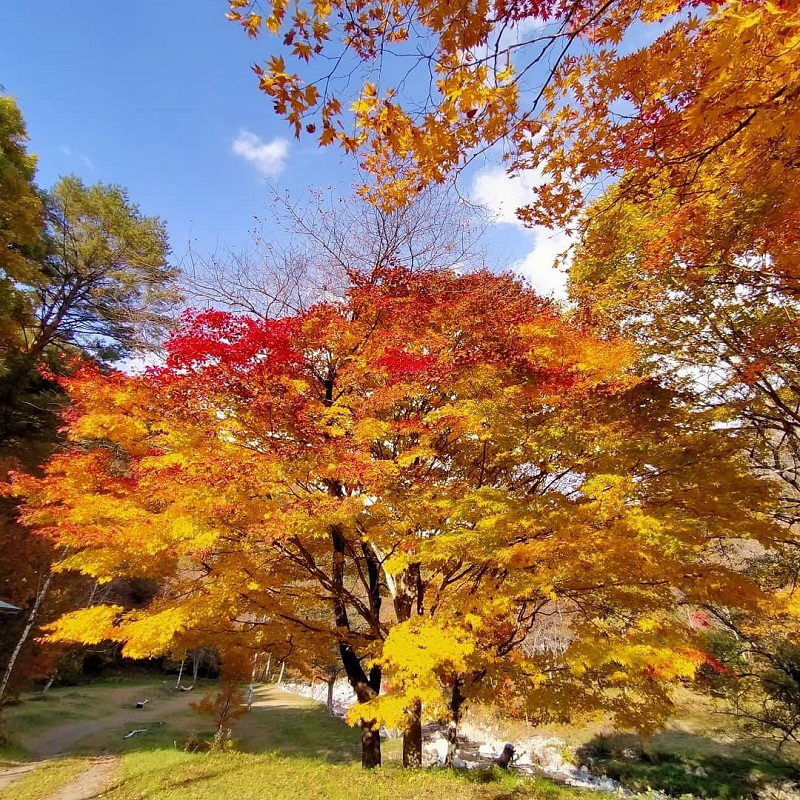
[422, 765, 580, 800]
[64, 688, 362, 766]
[576, 732, 800, 799]
[103, 751, 586, 800]
[235, 697, 362, 763]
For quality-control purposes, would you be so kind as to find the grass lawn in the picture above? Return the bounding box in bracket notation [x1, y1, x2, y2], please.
[0, 681, 584, 800]
[102, 750, 582, 800]
[1, 676, 168, 749]
[0, 680, 797, 800]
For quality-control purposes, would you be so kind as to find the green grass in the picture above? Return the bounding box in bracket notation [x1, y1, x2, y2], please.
[102, 750, 583, 800]
[576, 733, 799, 799]
[0, 743, 29, 769]
[0, 677, 202, 760]
[0, 757, 89, 800]
[4, 691, 103, 739]
[2, 678, 174, 744]
[1, 680, 797, 800]
[236, 688, 363, 762]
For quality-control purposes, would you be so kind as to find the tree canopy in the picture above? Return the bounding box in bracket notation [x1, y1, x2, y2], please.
[0, 94, 182, 706]
[229, 0, 800, 239]
[0, 95, 42, 287]
[11, 268, 783, 765]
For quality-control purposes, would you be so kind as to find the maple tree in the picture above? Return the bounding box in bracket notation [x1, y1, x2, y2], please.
[10, 268, 785, 767]
[569, 182, 800, 747]
[228, 0, 799, 281]
[570, 184, 800, 525]
[701, 564, 800, 750]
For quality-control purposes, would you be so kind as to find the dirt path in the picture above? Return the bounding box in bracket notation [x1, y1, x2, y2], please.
[0, 684, 313, 796]
[47, 756, 119, 800]
[0, 761, 40, 792]
[24, 689, 197, 757]
[0, 686, 194, 796]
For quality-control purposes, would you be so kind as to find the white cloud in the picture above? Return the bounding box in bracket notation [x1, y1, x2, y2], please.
[471, 166, 570, 299]
[472, 165, 542, 227]
[512, 228, 570, 299]
[59, 144, 95, 170]
[232, 130, 290, 178]
[513, 15, 549, 37]
[470, 15, 551, 70]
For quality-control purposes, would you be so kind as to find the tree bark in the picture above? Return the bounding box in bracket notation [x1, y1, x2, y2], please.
[0, 569, 54, 704]
[403, 698, 423, 767]
[361, 721, 382, 768]
[326, 675, 336, 715]
[331, 525, 382, 767]
[175, 650, 187, 689]
[392, 562, 424, 767]
[445, 678, 466, 768]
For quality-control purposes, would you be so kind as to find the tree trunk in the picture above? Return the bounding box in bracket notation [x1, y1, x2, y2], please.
[246, 683, 254, 711]
[361, 721, 382, 768]
[276, 660, 285, 685]
[326, 675, 336, 715]
[445, 678, 466, 768]
[0, 570, 54, 704]
[246, 657, 258, 711]
[331, 525, 383, 768]
[391, 562, 424, 768]
[175, 650, 187, 689]
[402, 699, 423, 767]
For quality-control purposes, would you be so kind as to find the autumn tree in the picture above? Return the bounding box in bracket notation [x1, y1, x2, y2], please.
[228, 0, 800, 753]
[0, 97, 182, 705]
[228, 1, 797, 229]
[571, 184, 800, 522]
[10, 267, 784, 767]
[228, 0, 800, 521]
[569, 182, 800, 746]
[700, 563, 800, 751]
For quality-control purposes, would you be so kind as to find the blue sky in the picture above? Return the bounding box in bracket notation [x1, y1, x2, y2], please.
[1, 0, 567, 297]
